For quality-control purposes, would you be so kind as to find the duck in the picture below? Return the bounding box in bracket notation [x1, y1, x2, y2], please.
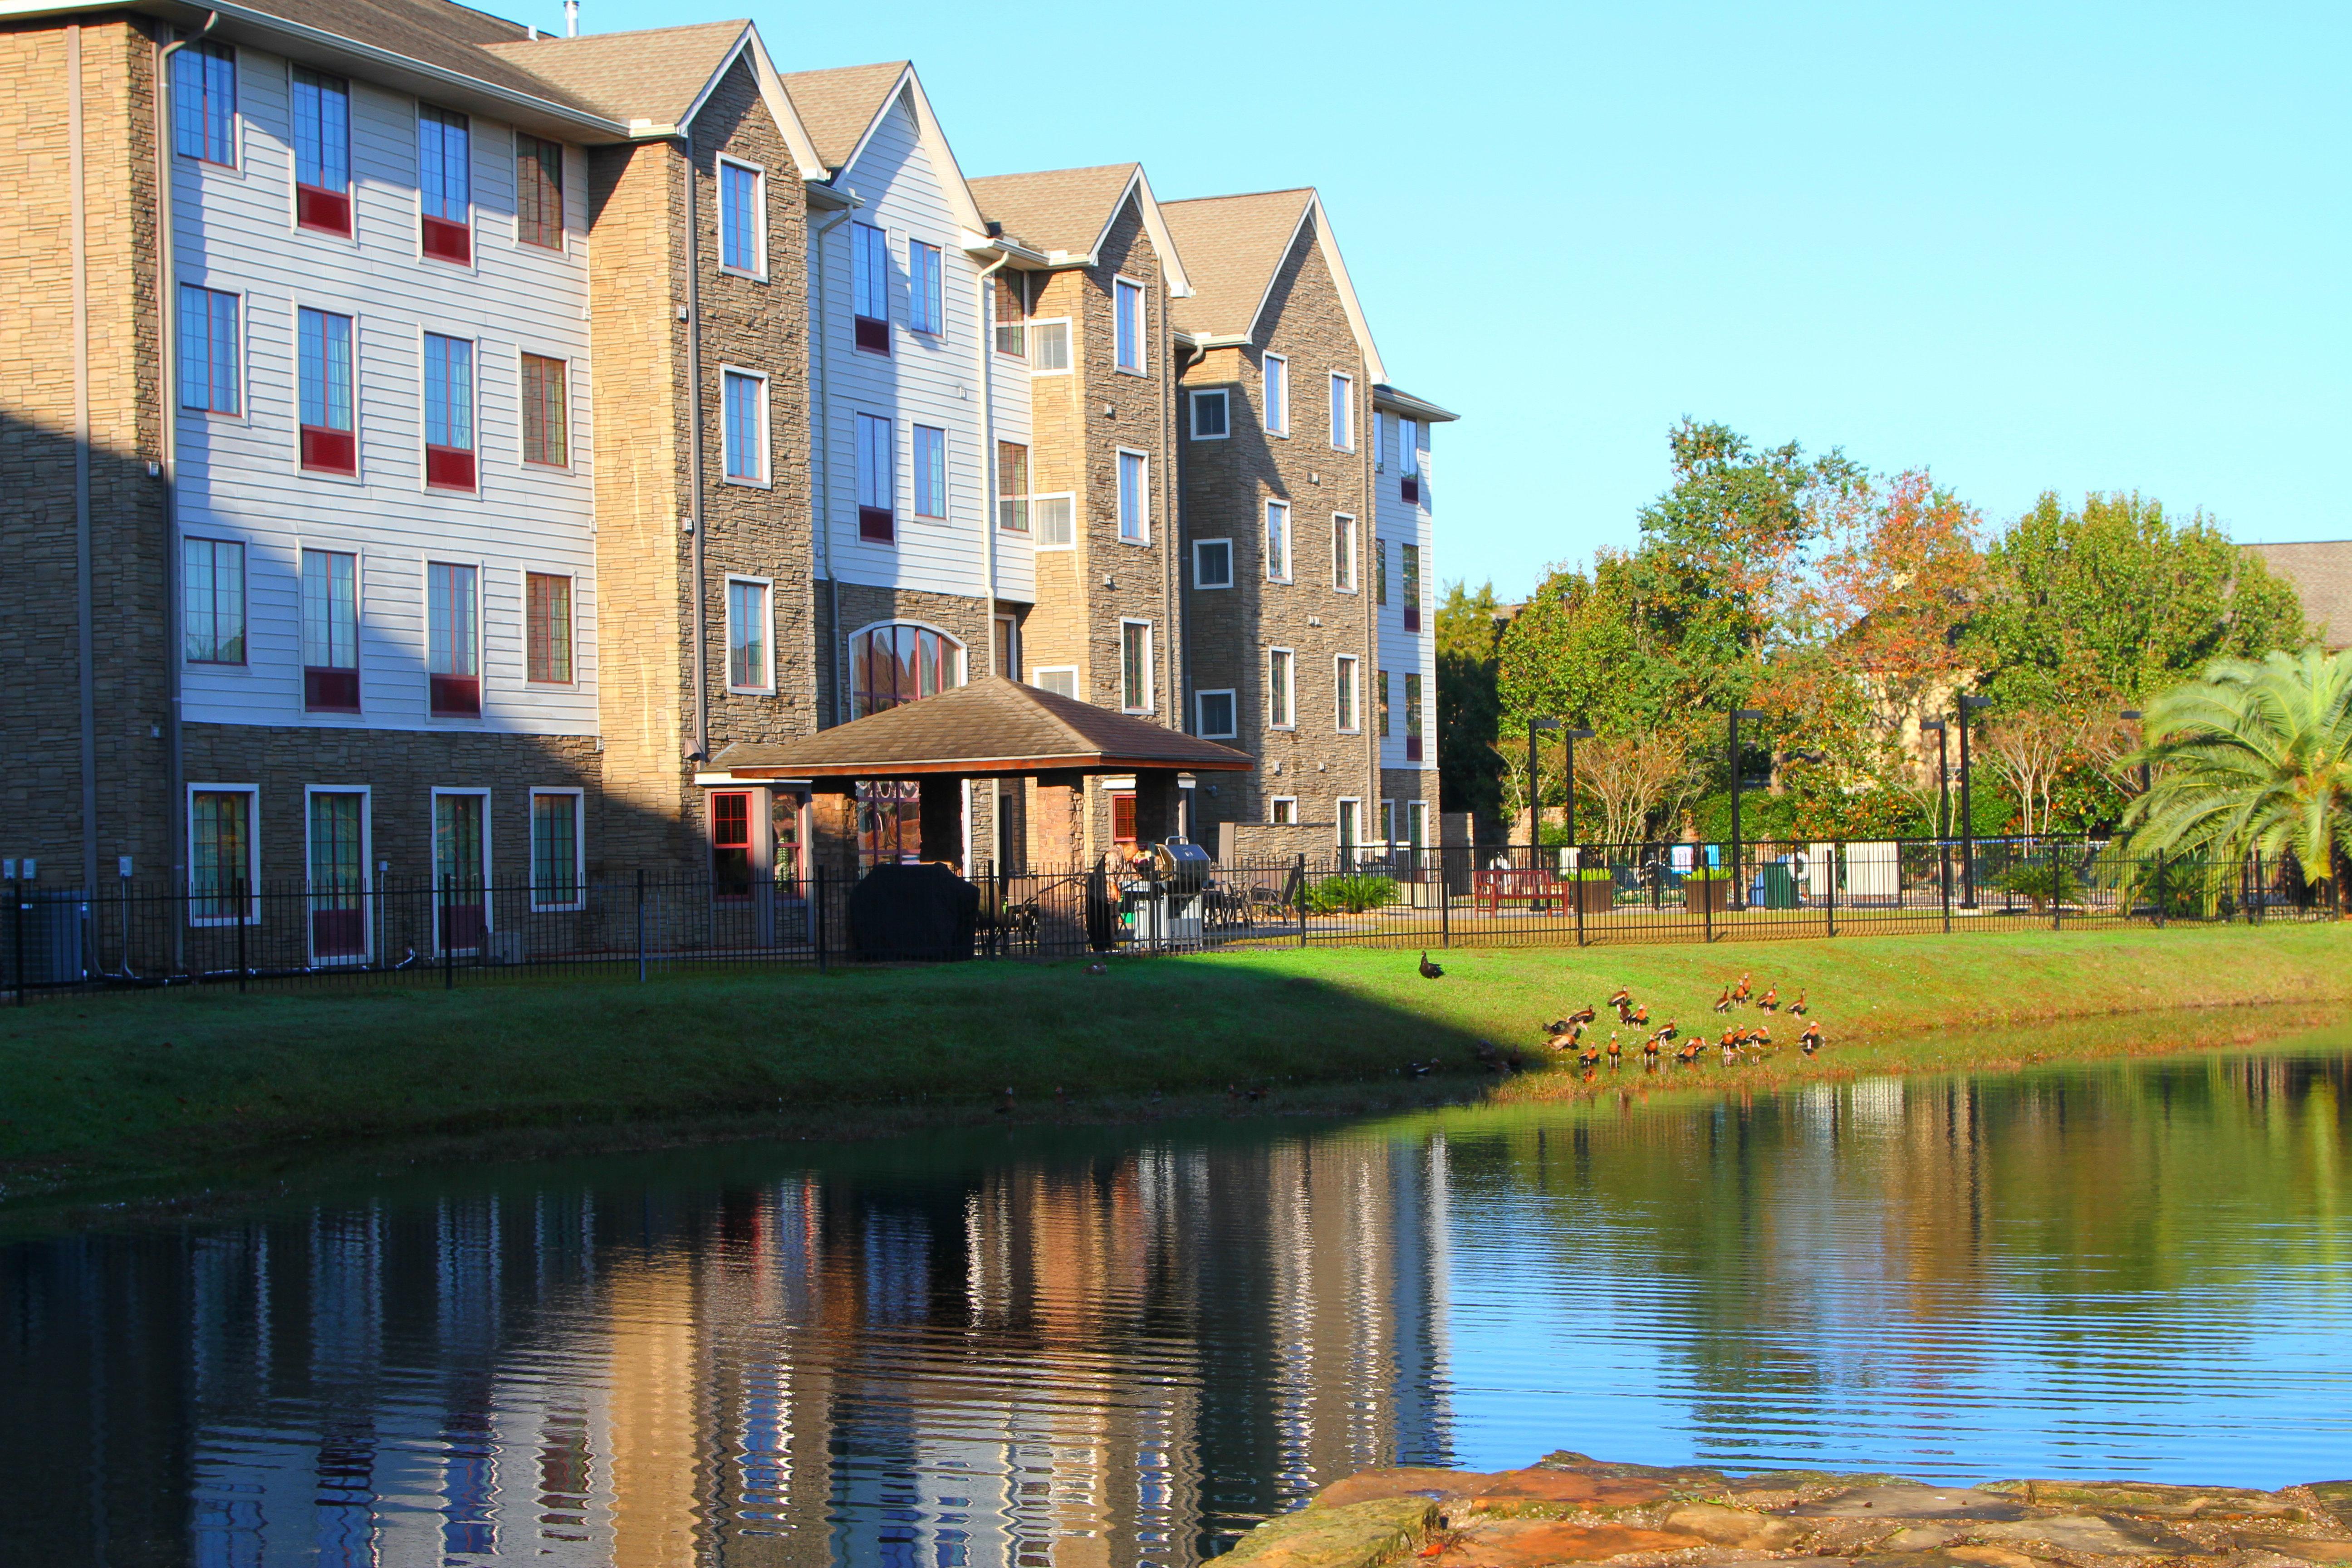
[1746, 1025, 1773, 1049]
[1712, 988, 1734, 1015]
[1578, 1040, 1602, 1068]
[1630, 1002, 1651, 1027]
[1676, 1038, 1701, 1064]
[1657, 1019, 1679, 1043]
[1758, 985, 1779, 1012]
[1800, 1021, 1824, 1054]
[1086, 962, 1107, 975]
[1566, 1004, 1598, 1027]
[1787, 991, 1808, 1016]
[1607, 986, 1633, 1010]
[1732, 972, 1753, 1006]
[1641, 1034, 1663, 1063]
[1606, 1032, 1623, 1067]
[1418, 951, 1445, 980]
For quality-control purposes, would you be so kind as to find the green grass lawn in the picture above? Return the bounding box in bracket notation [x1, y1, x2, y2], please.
[3, 922, 2348, 1205]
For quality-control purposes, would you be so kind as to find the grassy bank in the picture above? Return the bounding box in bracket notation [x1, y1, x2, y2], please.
[3, 923, 2348, 1206]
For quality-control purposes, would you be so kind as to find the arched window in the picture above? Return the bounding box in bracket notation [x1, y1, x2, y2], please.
[849, 622, 964, 719]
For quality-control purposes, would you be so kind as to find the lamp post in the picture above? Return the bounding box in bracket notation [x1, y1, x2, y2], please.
[1728, 708, 1765, 911]
[1526, 717, 1558, 855]
[1919, 719, 1950, 840]
[1957, 694, 1989, 908]
[1563, 725, 1594, 850]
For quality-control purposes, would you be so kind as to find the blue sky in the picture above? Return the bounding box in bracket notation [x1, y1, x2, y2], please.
[556, 0, 2350, 598]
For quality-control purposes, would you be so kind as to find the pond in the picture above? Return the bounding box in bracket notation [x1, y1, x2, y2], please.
[4, 1032, 2349, 1565]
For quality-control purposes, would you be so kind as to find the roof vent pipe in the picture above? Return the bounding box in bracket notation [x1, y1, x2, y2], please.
[564, 0, 578, 36]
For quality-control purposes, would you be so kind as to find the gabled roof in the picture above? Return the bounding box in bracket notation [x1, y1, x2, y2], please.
[967, 164, 1193, 294]
[779, 62, 989, 238]
[480, 20, 745, 126]
[2245, 541, 2352, 650]
[1159, 188, 1382, 381]
[707, 677, 1253, 778]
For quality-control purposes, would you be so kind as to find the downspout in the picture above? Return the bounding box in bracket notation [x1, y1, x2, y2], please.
[974, 250, 1011, 674]
[1173, 335, 1207, 737]
[1159, 286, 1178, 730]
[70, 24, 95, 907]
[680, 135, 707, 761]
[808, 199, 853, 725]
[157, 13, 217, 932]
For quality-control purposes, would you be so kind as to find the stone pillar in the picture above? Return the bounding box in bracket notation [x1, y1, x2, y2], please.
[1132, 770, 1180, 848]
[918, 775, 963, 869]
[1032, 770, 1086, 868]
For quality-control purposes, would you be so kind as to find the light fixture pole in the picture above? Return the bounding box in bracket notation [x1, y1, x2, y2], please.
[1919, 719, 1950, 840]
[1526, 716, 1558, 853]
[1728, 708, 1765, 911]
[1957, 694, 1989, 908]
[1563, 725, 1594, 849]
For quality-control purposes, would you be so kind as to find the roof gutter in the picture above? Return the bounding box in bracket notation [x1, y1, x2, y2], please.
[1372, 384, 1461, 423]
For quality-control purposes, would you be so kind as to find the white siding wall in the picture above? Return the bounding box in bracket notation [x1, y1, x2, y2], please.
[813, 90, 1033, 611]
[1374, 412, 1436, 775]
[174, 45, 597, 736]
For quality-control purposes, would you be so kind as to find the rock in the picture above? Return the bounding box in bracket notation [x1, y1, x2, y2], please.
[1314, 1467, 1671, 1513]
[1315, 1468, 1490, 1510]
[1881, 1527, 1963, 1550]
[1851, 1552, 2045, 1568]
[1223, 1495, 1441, 1566]
[1794, 1486, 2037, 1523]
[2304, 1485, 2352, 1531]
[1662, 1503, 1811, 1549]
[1539, 1451, 1735, 1490]
[2235, 1540, 2352, 1565]
[1430, 1520, 1708, 1566]
[1985, 1482, 2303, 1522]
[1971, 1513, 2191, 1555]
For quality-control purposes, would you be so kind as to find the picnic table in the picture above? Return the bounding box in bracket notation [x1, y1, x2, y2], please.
[1473, 866, 1570, 913]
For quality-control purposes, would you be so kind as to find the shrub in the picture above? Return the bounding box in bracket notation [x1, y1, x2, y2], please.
[1300, 872, 1398, 915]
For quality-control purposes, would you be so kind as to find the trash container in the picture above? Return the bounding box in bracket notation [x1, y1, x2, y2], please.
[1755, 862, 1799, 910]
[7, 889, 87, 986]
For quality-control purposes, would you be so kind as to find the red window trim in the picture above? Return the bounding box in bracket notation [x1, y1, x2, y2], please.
[424, 445, 476, 491]
[429, 673, 481, 718]
[304, 667, 360, 713]
[420, 213, 471, 265]
[301, 426, 357, 475]
[296, 183, 352, 236]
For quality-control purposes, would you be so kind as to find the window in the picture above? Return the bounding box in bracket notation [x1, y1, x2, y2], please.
[851, 222, 889, 352]
[1380, 799, 1395, 848]
[1407, 800, 1429, 851]
[530, 790, 583, 910]
[723, 369, 767, 484]
[997, 441, 1029, 532]
[909, 238, 944, 334]
[1264, 500, 1291, 583]
[993, 272, 1026, 357]
[300, 549, 358, 711]
[1268, 647, 1294, 729]
[1377, 668, 1391, 736]
[1338, 799, 1361, 853]
[1405, 671, 1424, 762]
[418, 105, 470, 264]
[856, 412, 894, 541]
[427, 562, 480, 716]
[1399, 416, 1421, 504]
[1192, 538, 1232, 589]
[1374, 538, 1387, 605]
[1332, 514, 1357, 592]
[1329, 372, 1354, 451]
[1335, 655, 1359, 732]
[1029, 319, 1071, 372]
[1401, 542, 1422, 632]
[525, 571, 572, 684]
[521, 353, 567, 467]
[291, 68, 350, 235]
[1034, 494, 1075, 549]
[1113, 277, 1144, 372]
[172, 39, 236, 165]
[850, 623, 962, 718]
[1117, 449, 1148, 543]
[727, 577, 771, 691]
[912, 424, 947, 519]
[422, 333, 475, 490]
[297, 308, 355, 474]
[183, 537, 245, 665]
[188, 787, 256, 923]
[1270, 796, 1298, 826]
[1033, 666, 1078, 699]
[1190, 388, 1229, 439]
[1111, 791, 1137, 845]
[431, 791, 490, 952]
[515, 133, 564, 249]
[1196, 688, 1237, 738]
[994, 615, 1019, 678]
[1262, 353, 1288, 436]
[1120, 620, 1152, 713]
[178, 285, 240, 414]
[710, 789, 754, 899]
[718, 157, 764, 275]
[306, 788, 368, 959]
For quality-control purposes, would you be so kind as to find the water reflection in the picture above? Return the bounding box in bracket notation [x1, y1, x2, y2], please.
[3, 1045, 2349, 1565]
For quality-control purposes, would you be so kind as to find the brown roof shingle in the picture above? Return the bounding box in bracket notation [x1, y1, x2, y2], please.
[479, 21, 748, 126]
[231, 0, 561, 98]
[777, 61, 908, 172]
[1159, 188, 1313, 339]
[2246, 541, 2352, 650]
[966, 164, 1138, 259]
[709, 677, 1253, 777]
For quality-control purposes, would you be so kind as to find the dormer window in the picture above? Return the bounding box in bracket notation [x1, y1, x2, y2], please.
[717, 157, 765, 277]
[909, 239, 944, 334]
[1113, 276, 1145, 373]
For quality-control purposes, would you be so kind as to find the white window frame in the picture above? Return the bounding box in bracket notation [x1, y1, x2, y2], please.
[1269, 795, 1298, 826]
[1195, 687, 1238, 739]
[1337, 798, 1362, 851]
[855, 409, 895, 540]
[1264, 500, 1291, 583]
[302, 783, 373, 965]
[528, 786, 588, 912]
[515, 347, 572, 472]
[428, 785, 494, 952]
[1267, 646, 1295, 730]
[423, 554, 485, 720]
[1031, 491, 1077, 550]
[290, 295, 361, 482]
[171, 38, 241, 169]
[414, 103, 475, 271]
[1329, 371, 1354, 451]
[186, 782, 260, 926]
[1116, 448, 1150, 544]
[714, 153, 767, 279]
[720, 365, 771, 488]
[1399, 416, 1421, 476]
[417, 328, 480, 495]
[1334, 654, 1360, 734]
[1118, 618, 1154, 714]
[993, 613, 1020, 678]
[850, 220, 890, 330]
[725, 573, 774, 694]
[1188, 387, 1230, 440]
[1332, 513, 1358, 593]
[1032, 665, 1079, 699]
[1027, 317, 1073, 374]
[1262, 352, 1289, 437]
[1112, 274, 1146, 374]
[1380, 798, 1396, 848]
[299, 542, 364, 713]
[1406, 800, 1430, 848]
[1191, 537, 1233, 590]
[177, 281, 247, 420]
[911, 422, 949, 520]
[521, 567, 576, 687]
[907, 236, 945, 336]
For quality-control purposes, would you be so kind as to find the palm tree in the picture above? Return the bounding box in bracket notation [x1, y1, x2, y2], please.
[2121, 648, 2352, 912]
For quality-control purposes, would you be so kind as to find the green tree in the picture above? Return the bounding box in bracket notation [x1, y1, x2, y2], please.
[1435, 581, 1508, 828]
[2122, 648, 2352, 907]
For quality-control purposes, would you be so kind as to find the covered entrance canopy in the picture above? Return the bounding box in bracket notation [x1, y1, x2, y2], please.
[703, 676, 1252, 872]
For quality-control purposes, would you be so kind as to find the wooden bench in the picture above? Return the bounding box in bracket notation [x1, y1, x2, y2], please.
[1474, 867, 1569, 913]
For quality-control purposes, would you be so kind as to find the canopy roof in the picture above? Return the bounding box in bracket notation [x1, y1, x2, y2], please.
[707, 677, 1254, 779]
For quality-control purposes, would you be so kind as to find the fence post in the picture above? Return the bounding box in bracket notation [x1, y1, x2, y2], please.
[813, 864, 828, 973]
[1439, 848, 1451, 948]
[635, 868, 648, 982]
[11, 881, 24, 1007]
[1940, 838, 1952, 934]
[1702, 868, 1714, 944]
[1573, 846, 1586, 948]
[2153, 849, 2166, 928]
[1296, 853, 1308, 948]
[1826, 843, 1838, 938]
[2252, 848, 2264, 925]
[2049, 839, 2061, 931]
[235, 877, 248, 993]
[441, 875, 455, 990]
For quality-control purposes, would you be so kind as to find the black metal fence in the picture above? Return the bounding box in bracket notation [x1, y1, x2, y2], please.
[4, 837, 2338, 1004]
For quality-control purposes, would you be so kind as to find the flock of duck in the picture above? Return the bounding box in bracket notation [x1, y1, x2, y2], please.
[1540, 970, 1827, 1073]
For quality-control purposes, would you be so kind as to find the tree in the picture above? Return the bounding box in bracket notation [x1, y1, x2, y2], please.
[1978, 708, 2107, 838]
[1969, 492, 2306, 711]
[2122, 648, 2352, 907]
[1802, 468, 1985, 741]
[1573, 733, 1690, 846]
[1435, 581, 1508, 829]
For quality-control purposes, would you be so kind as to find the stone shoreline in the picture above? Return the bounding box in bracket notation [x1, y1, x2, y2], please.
[1225, 1454, 2352, 1568]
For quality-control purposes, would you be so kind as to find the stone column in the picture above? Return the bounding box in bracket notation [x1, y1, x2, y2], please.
[1131, 770, 1180, 848]
[918, 775, 964, 869]
[809, 784, 859, 878]
[1032, 771, 1086, 868]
